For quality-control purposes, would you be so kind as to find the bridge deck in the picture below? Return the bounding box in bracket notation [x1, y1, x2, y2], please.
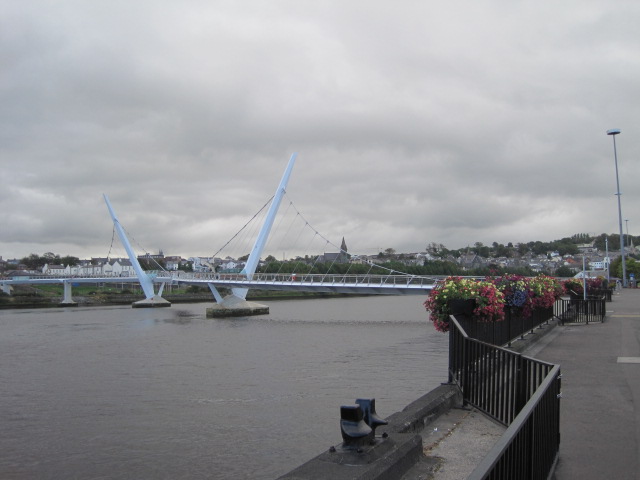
[2, 273, 436, 295]
[163, 273, 435, 295]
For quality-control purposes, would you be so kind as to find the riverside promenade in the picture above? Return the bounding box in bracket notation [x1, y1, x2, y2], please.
[404, 288, 640, 479]
[529, 287, 640, 479]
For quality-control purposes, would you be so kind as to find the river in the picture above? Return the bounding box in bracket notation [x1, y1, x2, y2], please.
[0, 295, 448, 479]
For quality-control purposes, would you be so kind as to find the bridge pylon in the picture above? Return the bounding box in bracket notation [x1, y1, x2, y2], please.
[103, 194, 171, 308]
[206, 153, 297, 317]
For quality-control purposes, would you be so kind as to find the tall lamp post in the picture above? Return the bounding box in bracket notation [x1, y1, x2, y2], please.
[607, 128, 627, 287]
[606, 237, 610, 284]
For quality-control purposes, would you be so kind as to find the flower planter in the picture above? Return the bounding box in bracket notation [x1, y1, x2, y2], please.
[448, 299, 476, 316]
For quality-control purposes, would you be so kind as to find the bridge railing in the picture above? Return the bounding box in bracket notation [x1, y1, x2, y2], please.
[167, 272, 438, 287]
[2, 273, 139, 281]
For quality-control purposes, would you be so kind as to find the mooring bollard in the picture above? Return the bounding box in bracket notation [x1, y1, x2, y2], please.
[355, 398, 388, 434]
[339, 398, 388, 448]
[340, 405, 373, 447]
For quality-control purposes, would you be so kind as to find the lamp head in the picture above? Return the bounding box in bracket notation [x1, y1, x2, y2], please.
[607, 129, 621, 135]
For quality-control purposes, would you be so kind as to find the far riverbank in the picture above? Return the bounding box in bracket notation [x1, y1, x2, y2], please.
[0, 290, 370, 309]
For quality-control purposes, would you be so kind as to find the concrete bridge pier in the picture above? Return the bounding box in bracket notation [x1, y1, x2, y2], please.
[131, 282, 171, 308]
[1, 282, 12, 295]
[132, 296, 171, 308]
[60, 281, 78, 307]
[206, 294, 268, 317]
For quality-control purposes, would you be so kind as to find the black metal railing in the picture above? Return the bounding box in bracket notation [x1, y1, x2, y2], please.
[454, 306, 554, 348]
[449, 316, 561, 479]
[590, 288, 613, 302]
[467, 362, 561, 480]
[554, 296, 606, 324]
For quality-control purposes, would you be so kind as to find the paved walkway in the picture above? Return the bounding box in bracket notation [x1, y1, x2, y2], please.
[421, 407, 505, 479]
[531, 288, 640, 480]
[402, 288, 640, 479]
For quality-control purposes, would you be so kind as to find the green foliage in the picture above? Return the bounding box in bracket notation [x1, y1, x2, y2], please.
[426, 242, 454, 258]
[420, 260, 462, 275]
[60, 255, 79, 266]
[21, 253, 46, 269]
[259, 261, 314, 274]
[422, 231, 624, 260]
[610, 256, 640, 279]
[17, 253, 77, 269]
[492, 242, 512, 258]
[593, 233, 638, 252]
[571, 233, 593, 243]
[186, 285, 207, 294]
[177, 262, 193, 272]
[19, 252, 80, 269]
[472, 242, 491, 258]
[554, 265, 576, 278]
[555, 242, 578, 256]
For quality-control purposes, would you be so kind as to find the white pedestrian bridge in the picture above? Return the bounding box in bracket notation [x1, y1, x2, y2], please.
[1, 272, 436, 297]
[162, 272, 436, 295]
[2, 154, 437, 310]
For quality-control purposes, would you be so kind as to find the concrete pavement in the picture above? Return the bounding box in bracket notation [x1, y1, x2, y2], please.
[531, 288, 640, 480]
[402, 289, 640, 480]
[415, 407, 505, 479]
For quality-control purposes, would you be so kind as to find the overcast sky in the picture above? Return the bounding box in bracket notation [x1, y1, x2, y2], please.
[2, 0, 639, 261]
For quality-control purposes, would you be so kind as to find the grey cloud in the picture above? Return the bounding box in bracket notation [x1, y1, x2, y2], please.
[1, 1, 639, 260]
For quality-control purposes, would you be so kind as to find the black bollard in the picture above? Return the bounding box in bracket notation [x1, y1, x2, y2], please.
[340, 405, 373, 447]
[355, 398, 388, 434]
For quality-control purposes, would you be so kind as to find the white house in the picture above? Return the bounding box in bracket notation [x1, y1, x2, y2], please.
[42, 264, 67, 275]
[589, 257, 610, 270]
[220, 261, 241, 271]
[164, 256, 182, 271]
[105, 259, 135, 276]
[190, 257, 215, 272]
[76, 263, 104, 276]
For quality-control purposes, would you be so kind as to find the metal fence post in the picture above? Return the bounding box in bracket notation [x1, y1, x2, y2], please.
[448, 321, 455, 384]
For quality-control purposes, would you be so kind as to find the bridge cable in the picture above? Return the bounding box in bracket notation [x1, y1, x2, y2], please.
[106, 225, 117, 261]
[282, 193, 434, 281]
[208, 196, 274, 261]
[120, 225, 169, 273]
[262, 200, 297, 275]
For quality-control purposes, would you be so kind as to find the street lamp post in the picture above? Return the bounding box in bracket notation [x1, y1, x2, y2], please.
[606, 237, 610, 284]
[607, 128, 627, 287]
[582, 254, 587, 301]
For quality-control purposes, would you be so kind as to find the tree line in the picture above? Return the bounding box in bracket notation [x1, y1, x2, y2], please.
[18, 252, 80, 270]
[425, 232, 637, 260]
[12, 232, 638, 277]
